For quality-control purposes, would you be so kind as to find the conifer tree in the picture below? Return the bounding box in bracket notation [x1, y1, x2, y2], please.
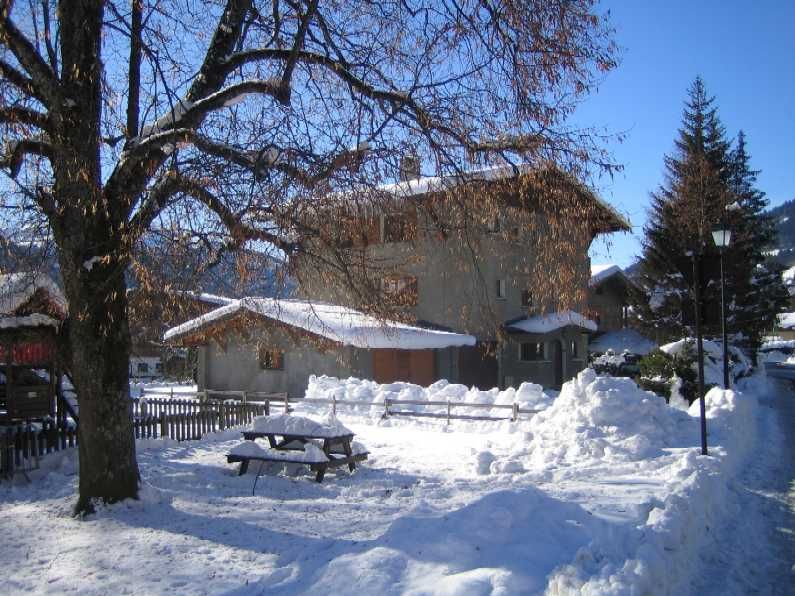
[725, 132, 788, 351]
[633, 77, 731, 341]
[634, 79, 787, 353]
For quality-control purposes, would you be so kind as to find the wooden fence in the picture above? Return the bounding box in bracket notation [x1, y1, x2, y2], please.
[1, 420, 77, 479]
[1, 400, 269, 480]
[132, 401, 268, 441]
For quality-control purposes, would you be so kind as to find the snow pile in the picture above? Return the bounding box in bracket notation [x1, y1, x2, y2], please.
[520, 369, 690, 467]
[303, 375, 553, 422]
[543, 374, 759, 594]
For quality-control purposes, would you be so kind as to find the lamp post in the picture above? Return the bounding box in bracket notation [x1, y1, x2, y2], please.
[711, 224, 732, 389]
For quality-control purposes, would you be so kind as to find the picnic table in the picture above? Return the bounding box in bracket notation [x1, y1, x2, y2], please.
[227, 414, 368, 484]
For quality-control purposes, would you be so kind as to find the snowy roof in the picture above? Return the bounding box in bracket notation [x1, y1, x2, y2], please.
[588, 329, 656, 356]
[590, 264, 625, 287]
[181, 291, 236, 306]
[373, 164, 631, 232]
[164, 297, 476, 349]
[0, 313, 60, 330]
[0, 272, 66, 316]
[506, 310, 597, 334]
[777, 312, 795, 330]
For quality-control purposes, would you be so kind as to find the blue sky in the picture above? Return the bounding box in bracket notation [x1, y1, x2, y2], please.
[582, 1, 795, 268]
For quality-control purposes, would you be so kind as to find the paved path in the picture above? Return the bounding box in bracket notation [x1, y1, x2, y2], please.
[692, 378, 795, 595]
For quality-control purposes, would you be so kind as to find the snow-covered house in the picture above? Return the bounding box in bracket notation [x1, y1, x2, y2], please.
[164, 298, 474, 397]
[166, 165, 628, 394]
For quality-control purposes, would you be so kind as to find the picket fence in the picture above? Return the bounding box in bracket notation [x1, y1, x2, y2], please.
[1, 398, 269, 479]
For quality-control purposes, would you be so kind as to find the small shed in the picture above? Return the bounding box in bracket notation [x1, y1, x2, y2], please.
[0, 272, 68, 423]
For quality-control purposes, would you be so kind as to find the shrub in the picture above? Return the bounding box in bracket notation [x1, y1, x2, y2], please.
[638, 346, 708, 404]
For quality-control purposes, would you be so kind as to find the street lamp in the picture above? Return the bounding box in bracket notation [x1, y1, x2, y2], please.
[711, 224, 732, 388]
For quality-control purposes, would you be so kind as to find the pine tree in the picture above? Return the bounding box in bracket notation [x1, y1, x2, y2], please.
[633, 80, 788, 353]
[724, 132, 789, 353]
[633, 77, 731, 341]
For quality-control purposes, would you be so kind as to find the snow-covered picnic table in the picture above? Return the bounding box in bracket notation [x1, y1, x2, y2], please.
[227, 414, 368, 483]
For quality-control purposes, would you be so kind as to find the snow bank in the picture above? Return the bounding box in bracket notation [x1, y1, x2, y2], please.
[540, 371, 759, 594]
[303, 375, 553, 424]
[521, 369, 690, 467]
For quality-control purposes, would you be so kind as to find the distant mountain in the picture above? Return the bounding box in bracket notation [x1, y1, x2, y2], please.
[766, 199, 795, 267]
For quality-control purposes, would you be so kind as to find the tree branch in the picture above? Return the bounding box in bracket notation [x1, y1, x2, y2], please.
[126, 0, 143, 137]
[1, 137, 54, 177]
[0, 8, 59, 105]
[0, 58, 44, 101]
[0, 105, 49, 129]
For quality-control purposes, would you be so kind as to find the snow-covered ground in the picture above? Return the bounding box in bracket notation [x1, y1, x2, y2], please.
[0, 371, 782, 594]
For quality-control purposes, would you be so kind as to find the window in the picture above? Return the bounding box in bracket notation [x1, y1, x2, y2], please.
[519, 342, 545, 361]
[381, 276, 418, 306]
[521, 289, 533, 307]
[137, 362, 149, 374]
[570, 340, 579, 359]
[383, 210, 417, 243]
[496, 279, 507, 299]
[258, 348, 284, 370]
[155, 361, 163, 373]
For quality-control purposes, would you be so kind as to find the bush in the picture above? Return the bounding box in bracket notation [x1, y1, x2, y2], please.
[638, 346, 709, 404]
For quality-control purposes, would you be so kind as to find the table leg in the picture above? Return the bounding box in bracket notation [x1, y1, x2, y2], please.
[315, 464, 326, 483]
[342, 439, 356, 472]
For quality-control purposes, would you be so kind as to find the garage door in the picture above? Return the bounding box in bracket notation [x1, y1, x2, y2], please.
[373, 349, 436, 386]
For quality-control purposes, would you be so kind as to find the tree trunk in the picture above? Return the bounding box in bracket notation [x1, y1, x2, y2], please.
[63, 258, 139, 514]
[49, 0, 139, 514]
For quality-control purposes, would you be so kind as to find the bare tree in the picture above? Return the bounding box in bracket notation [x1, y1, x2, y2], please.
[1, 0, 617, 512]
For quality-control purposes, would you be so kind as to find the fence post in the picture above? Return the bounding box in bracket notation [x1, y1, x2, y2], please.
[512, 403, 519, 422]
[447, 401, 451, 425]
[170, 387, 174, 400]
[219, 403, 226, 431]
[332, 394, 337, 415]
[241, 391, 247, 404]
[284, 396, 289, 414]
[160, 413, 167, 439]
[384, 398, 390, 418]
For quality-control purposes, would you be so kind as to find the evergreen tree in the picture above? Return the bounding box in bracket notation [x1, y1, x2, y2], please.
[633, 79, 784, 351]
[633, 77, 731, 341]
[725, 132, 789, 352]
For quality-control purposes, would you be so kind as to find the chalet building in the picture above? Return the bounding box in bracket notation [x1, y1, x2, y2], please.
[166, 165, 629, 395]
[588, 264, 634, 332]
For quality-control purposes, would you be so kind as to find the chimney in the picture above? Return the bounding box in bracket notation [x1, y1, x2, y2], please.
[398, 155, 420, 182]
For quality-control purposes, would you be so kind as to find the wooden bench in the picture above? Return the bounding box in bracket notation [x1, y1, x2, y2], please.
[229, 427, 368, 484]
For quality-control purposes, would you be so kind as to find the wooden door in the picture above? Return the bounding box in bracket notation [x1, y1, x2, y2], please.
[373, 349, 436, 385]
